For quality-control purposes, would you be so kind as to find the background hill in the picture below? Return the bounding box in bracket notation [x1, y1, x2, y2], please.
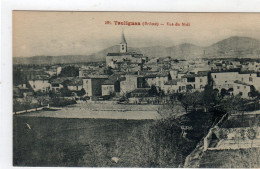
[13, 36, 260, 64]
[204, 36, 260, 58]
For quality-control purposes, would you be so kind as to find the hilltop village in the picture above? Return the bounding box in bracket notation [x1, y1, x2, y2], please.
[13, 33, 260, 107]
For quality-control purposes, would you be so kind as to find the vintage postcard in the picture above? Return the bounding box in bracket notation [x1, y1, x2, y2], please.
[12, 11, 260, 167]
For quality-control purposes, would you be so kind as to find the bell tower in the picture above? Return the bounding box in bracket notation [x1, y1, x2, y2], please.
[120, 31, 127, 53]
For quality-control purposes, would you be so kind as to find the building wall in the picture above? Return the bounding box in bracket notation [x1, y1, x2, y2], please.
[51, 84, 63, 92]
[120, 75, 138, 94]
[102, 85, 115, 96]
[233, 83, 251, 98]
[163, 84, 179, 94]
[120, 43, 127, 53]
[169, 70, 178, 79]
[68, 85, 83, 91]
[78, 70, 86, 77]
[56, 67, 62, 75]
[83, 78, 108, 97]
[211, 72, 239, 86]
[238, 73, 257, 84]
[45, 70, 56, 76]
[212, 72, 260, 93]
[255, 77, 260, 91]
[92, 78, 107, 96]
[131, 57, 143, 63]
[156, 76, 168, 89]
[28, 80, 51, 92]
[145, 77, 156, 87]
[106, 55, 132, 67]
[195, 76, 208, 90]
[83, 79, 92, 96]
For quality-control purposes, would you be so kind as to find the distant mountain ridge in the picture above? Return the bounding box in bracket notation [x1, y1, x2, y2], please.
[14, 36, 260, 64]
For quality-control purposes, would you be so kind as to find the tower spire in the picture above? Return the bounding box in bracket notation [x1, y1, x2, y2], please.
[119, 31, 127, 53]
[121, 31, 127, 44]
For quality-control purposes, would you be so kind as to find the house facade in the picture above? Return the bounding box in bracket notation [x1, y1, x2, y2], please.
[120, 74, 138, 95]
[82, 75, 108, 97]
[28, 78, 51, 93]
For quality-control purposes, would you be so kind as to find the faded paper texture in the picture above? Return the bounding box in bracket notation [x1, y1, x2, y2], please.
[13, 11, 260, 168]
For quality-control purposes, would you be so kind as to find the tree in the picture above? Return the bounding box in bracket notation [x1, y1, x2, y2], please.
[36, 96, 50, 106]
[203, 85, 220, 108]
[23, 96, 33, 111]
[60, 87, 72, 97]
[219, 95, 248, 114]
[77, 88, 86, 97]
[220, 88, 228, 98]
[59, 66, 79, 77]
[157, 104, 185, 120]
[148, 85, 158, 96]
[180, 91, 203, 112]
[13, 69, 24, 86]
[248, 86, 259, 98]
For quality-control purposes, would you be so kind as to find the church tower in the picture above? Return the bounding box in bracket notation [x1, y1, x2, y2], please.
[119, 31, 127, 53]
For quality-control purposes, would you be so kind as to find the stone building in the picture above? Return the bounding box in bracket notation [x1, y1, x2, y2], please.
[106, 31, 147, 69]
[82, 75, 108, 97]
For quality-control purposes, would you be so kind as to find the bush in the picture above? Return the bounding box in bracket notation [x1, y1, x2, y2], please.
[78, 105, 194, 167]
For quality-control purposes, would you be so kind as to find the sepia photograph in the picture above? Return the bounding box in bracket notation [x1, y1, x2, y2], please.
[12, 11, 260, 168]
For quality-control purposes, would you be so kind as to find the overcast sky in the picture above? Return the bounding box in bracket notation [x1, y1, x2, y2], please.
[13, 12, 260, 57]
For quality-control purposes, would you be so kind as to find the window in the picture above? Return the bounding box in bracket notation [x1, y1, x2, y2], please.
[33, 85, 36, 88]
[187, 77, 195, 82]
[200, 79, 203, 83]
[215, 75, 216, 78]
[237, 86, 240, 89]
[241, 78, 244, 81]
[249, 77, 253, 82]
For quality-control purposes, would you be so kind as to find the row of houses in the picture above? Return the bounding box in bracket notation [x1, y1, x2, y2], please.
[18, 68, 259, 100]
[211, 71, 260, 98]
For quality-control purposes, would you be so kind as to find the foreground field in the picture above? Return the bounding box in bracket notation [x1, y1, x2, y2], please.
[18, 102, 160, 120]
[13, 109, 216, 167]
[13, 116, 151, 166]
